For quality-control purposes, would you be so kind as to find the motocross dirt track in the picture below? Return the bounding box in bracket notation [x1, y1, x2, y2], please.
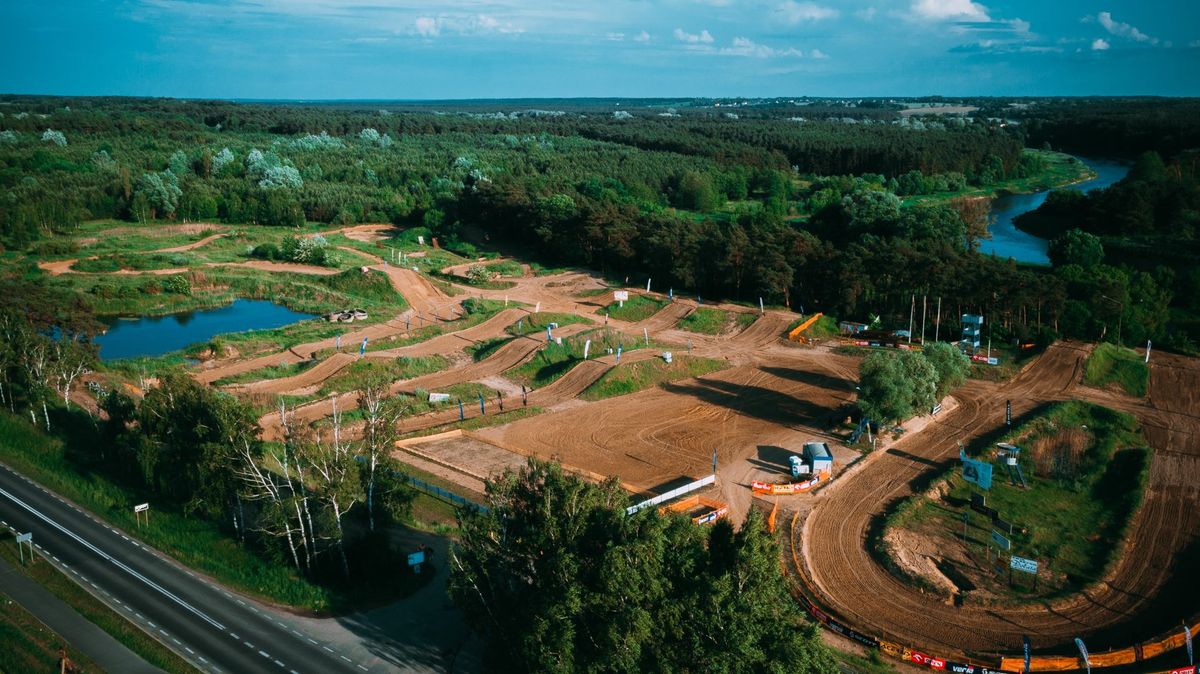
[793, 342, 1200, 658]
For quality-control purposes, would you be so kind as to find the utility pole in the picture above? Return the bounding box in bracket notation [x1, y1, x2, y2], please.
[935, 296, 942, 342]
[921, 294, 927, 345]
[908, 294, 915, 344]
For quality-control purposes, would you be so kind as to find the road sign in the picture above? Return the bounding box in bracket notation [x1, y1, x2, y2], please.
[991, 530, 1011, 550]
[15, 532, 31, 543]
[962, 456, 993, 490]
[134, 503, 150, 513]
[1010, 556, 1038, 574]
[407, 550, 425, 566]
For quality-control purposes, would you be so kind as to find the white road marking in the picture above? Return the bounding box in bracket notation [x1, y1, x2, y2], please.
[323, 646, 334, 653]
[0, 485, 227, 631]
[340, 656, 352, 663]
[258, 650, 270, 658]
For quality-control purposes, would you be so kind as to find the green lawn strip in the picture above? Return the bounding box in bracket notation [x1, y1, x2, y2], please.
[581, 356, 728, 400]
[0, 586, 103, 674]
[466, 336, 513, 362]
[883, 401, 1150, 599]
[502, 311, 590, 337]
[212, 361, 315, 387]
[0, 413, 338, 611]
[595, 294, 667, 322]
[396, 406, 543, 442]
[506, 328, 665, 388]
[676, 307, 728, 335]
[831, 648, 898, 674]
[1083, 342, 1149, 397]
[355, 298, 513, 356]
[72, 252, 200, 273]
[314, 355, 448, 397]
[0, 533, 194, 674]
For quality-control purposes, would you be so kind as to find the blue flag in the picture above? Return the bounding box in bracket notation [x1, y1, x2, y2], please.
[360, 337, 368, 355]
[1023, 635, 1031, 674]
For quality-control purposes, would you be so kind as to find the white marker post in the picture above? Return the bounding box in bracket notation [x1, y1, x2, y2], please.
[534, 302, 541, 314]
[646, 278, 651, 293]
[16, 532, 32, 564]
[1145, 340, 1152, 363]
[759, 297, 764, 314]
[583, 339, 591, 359]
[134, 503, 150, 528]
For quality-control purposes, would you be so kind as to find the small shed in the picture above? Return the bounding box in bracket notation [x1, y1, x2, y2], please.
[839, 321, 868, 335]
[802, 441, 834, 475]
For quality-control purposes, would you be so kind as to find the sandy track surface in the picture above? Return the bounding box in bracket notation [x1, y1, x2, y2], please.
[225, 352, 356, 395]
[795, 342, 1200, 657]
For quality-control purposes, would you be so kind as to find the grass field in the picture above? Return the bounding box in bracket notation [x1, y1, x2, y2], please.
[507, 328, 653, 388]
[581, 356, 728, 400]
[0, 532, 193, 674]
[596, 295, 666, 322]
[676, 307, 757, 335]
[883, 401, 1150, 600]
[1083, 342, 1149, 397]
[503, 311, 590, 337]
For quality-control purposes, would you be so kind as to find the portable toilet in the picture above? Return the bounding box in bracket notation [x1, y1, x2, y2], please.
[803, 442, 833, 475]
[788, 455, 805, 478]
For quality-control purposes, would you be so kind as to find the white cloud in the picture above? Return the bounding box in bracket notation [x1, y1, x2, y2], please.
[410, 14, 522, 38]
[1096, 11, 1158, 45]
[633, 30, 651, 43]
[720, 36, 804, 58]
[414, 17, 438, 37]
[911, 0, 989, 21]
[856, 7, 877, 21]
[777, 2, 838, 24]
[674, 28, 714, 44]
[606, 32, 624, 41]
[810, 48, 828, 58]
[1191, 40, 1200, 48]
[1091, 38, 1110, 50]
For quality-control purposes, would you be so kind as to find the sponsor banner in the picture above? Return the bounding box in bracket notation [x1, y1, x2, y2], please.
[1011, 556, 1038, 574]
[855, 340, 870, 346]
[1170, 667, 1197, 674]
[971, 354, 990, 362]
[945, 663, 1007, 674]
[993, 516, 1014, 532]
[991, 530, 1012, 550]
[879, 641, 904, 658]
[961, 456, 994, 490]
[751, 475, 821, 495]
[826, 620, 878, 648]
[971, 501, 998, 519]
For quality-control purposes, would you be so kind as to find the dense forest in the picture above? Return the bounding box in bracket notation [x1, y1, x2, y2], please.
[2, 95, 1199, 349]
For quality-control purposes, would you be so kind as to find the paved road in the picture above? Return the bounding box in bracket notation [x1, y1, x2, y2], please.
[0, 556, 163, 673]
[0, 462, 374, 674]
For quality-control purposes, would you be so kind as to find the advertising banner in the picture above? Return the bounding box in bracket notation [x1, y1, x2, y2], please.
[961, 456, 994, 490]
[991, 530, 1011, 550]
[1010, 556, 1038, 574]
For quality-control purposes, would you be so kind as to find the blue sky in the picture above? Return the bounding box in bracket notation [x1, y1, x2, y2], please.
[3, 0, 1197, 98]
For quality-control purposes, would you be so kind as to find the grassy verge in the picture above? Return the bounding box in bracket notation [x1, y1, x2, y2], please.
[581, 356, 728, 400]
[0, 532, 194, 674]
[903, 149, 1095, 207]
[880, 401, 1150, 601]
[1083, 342, 1149, 397]
[507, 328, 658, 388]
[213, 360, 315, 387]
[677, 307, 739, 335]
[596, 295, 667, 322]
[0, 412, 426, 614]
[503, 311, 590, 337]
[397, 406, 543, 441]
[0, 586, 102, 674]
[831, 648, 897, 674]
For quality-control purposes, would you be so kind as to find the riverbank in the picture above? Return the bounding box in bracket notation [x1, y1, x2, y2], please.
[902, 149, 1096, 208]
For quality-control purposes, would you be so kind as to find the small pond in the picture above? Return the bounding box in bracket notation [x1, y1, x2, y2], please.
[980, 157, 1130, 265]
[95, 299, 315, 360]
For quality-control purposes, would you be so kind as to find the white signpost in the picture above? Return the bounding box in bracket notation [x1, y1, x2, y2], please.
[134, 502, 150, 528]
[613, 290, 628, 308]
[428, 392, 451, 403]
[16, 532, 33, 563]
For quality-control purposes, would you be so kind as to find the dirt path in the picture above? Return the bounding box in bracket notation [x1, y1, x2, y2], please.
[795, 342, 1200, 657]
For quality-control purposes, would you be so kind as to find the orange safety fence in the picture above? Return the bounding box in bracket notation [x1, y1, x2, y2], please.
[752, 472, 828, 495]
[785, 509, 1198, 674]
[767, 501, 779, 533]
[788, 312, 823, 342]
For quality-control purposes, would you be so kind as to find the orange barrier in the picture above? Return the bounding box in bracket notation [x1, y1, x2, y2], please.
[752, 472, 828, 495]
[662, 496, 728, 525]
[788, 312, 824, 342]
[786, 507, 1198, 674]
[768, 501, 779, 533]
[998, 620, 1200, 672]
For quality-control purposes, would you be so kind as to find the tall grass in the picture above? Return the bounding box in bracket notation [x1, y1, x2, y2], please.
[1083, 342, 1149, 397]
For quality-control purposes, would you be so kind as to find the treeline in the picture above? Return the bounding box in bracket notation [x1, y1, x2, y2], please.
[1016, 98, 1200, 160]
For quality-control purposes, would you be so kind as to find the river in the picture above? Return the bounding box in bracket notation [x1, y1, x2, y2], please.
[94, 299, 315, 360]
[978, 157, 1130, 265]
